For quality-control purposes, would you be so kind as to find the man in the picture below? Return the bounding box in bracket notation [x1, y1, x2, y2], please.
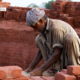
[25, 8, 80, 76]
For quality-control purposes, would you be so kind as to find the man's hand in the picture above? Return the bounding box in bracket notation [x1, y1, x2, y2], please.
[25, 67, 34, 72]
[30, 68, 44, 76]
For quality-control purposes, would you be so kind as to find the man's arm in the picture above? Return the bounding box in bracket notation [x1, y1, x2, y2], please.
[30, 47, 62, 76]
[40, 47, 62, 71]
[25, 49, 43, 72]
[29, 49, 43, 68]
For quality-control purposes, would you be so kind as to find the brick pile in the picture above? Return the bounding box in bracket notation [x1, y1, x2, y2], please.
[59, 14, 74, 27]
[0, 2, 10, 7]
[65, 2, 80, 17]
[55, 65, 80, 80]
[65, 2, 80, 28]
[4, 7, 51, 22]
[51, 1, 75, 27]
[0, 1, 79, 28]
[51, 1, 67, 18]
[4, 7, 29, 22]
[0, 1, 10, 19]
[74, 16, 80, 28]
[0, 66, 29, 80]
[51, 2, 57, 18]
[0, 65, 80, 80]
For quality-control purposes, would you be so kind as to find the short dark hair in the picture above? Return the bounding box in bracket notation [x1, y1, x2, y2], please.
[41, 14, 48, 21]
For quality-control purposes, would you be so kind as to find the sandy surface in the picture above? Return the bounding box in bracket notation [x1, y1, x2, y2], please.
[22, 71, 31, 77]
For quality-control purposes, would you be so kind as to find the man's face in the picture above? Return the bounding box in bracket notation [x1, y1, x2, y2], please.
[31, 19, 47, 32]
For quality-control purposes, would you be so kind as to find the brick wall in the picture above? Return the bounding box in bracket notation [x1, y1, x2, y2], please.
[0, 1, 79, 28]
[0, 20, 44, 70]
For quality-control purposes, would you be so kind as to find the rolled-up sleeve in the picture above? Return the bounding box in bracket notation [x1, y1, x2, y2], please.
[51, 27, 64, 49]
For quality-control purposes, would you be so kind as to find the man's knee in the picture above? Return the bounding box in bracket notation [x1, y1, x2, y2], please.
[64, 33, 75, 42]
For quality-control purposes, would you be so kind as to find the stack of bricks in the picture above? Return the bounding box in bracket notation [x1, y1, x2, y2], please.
[55, 65, 80, 80]
[56, 13, 74, 27]
[0, 0, 10, 19]
[65, 2, 80, 17]
[65, 2, 80, 28]
[4, 7, 29, 22]
[4, 7, 51, 22]
[51, 1, 68, 19]
[0, 2, 10, 7]
[55, 1, 67, 13]
[0, 66, 29, 80]
[0, 1, 80, 28]
[74, 16, 80, 28]
[51, 2, 58, 19]
[51, 1, 75, 27]
[51, 1, 80, 28]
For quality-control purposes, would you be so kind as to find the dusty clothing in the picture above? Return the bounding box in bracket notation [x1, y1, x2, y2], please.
[35, 18, 80, 71]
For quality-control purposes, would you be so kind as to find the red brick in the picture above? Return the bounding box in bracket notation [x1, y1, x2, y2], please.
[0, 66, 22, 79]
[55, 71, 76, 80]
[67, 65, 80, 75]
[0, 70, 6, 79]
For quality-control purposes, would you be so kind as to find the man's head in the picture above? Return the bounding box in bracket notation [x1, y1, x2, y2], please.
[26, 8, 48, 32]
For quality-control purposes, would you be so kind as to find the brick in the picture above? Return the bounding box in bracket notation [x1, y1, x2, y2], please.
[0, 66, 22, 79]
[0, 69, 6, 79]
[55, 71, 76, 80]
[67, 65, 80, 75]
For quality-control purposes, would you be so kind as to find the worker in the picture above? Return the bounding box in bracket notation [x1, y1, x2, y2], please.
[25, 8, 80, 76]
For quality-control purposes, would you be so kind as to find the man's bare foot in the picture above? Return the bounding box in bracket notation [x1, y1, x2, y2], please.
[25, 67, 34, 72]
